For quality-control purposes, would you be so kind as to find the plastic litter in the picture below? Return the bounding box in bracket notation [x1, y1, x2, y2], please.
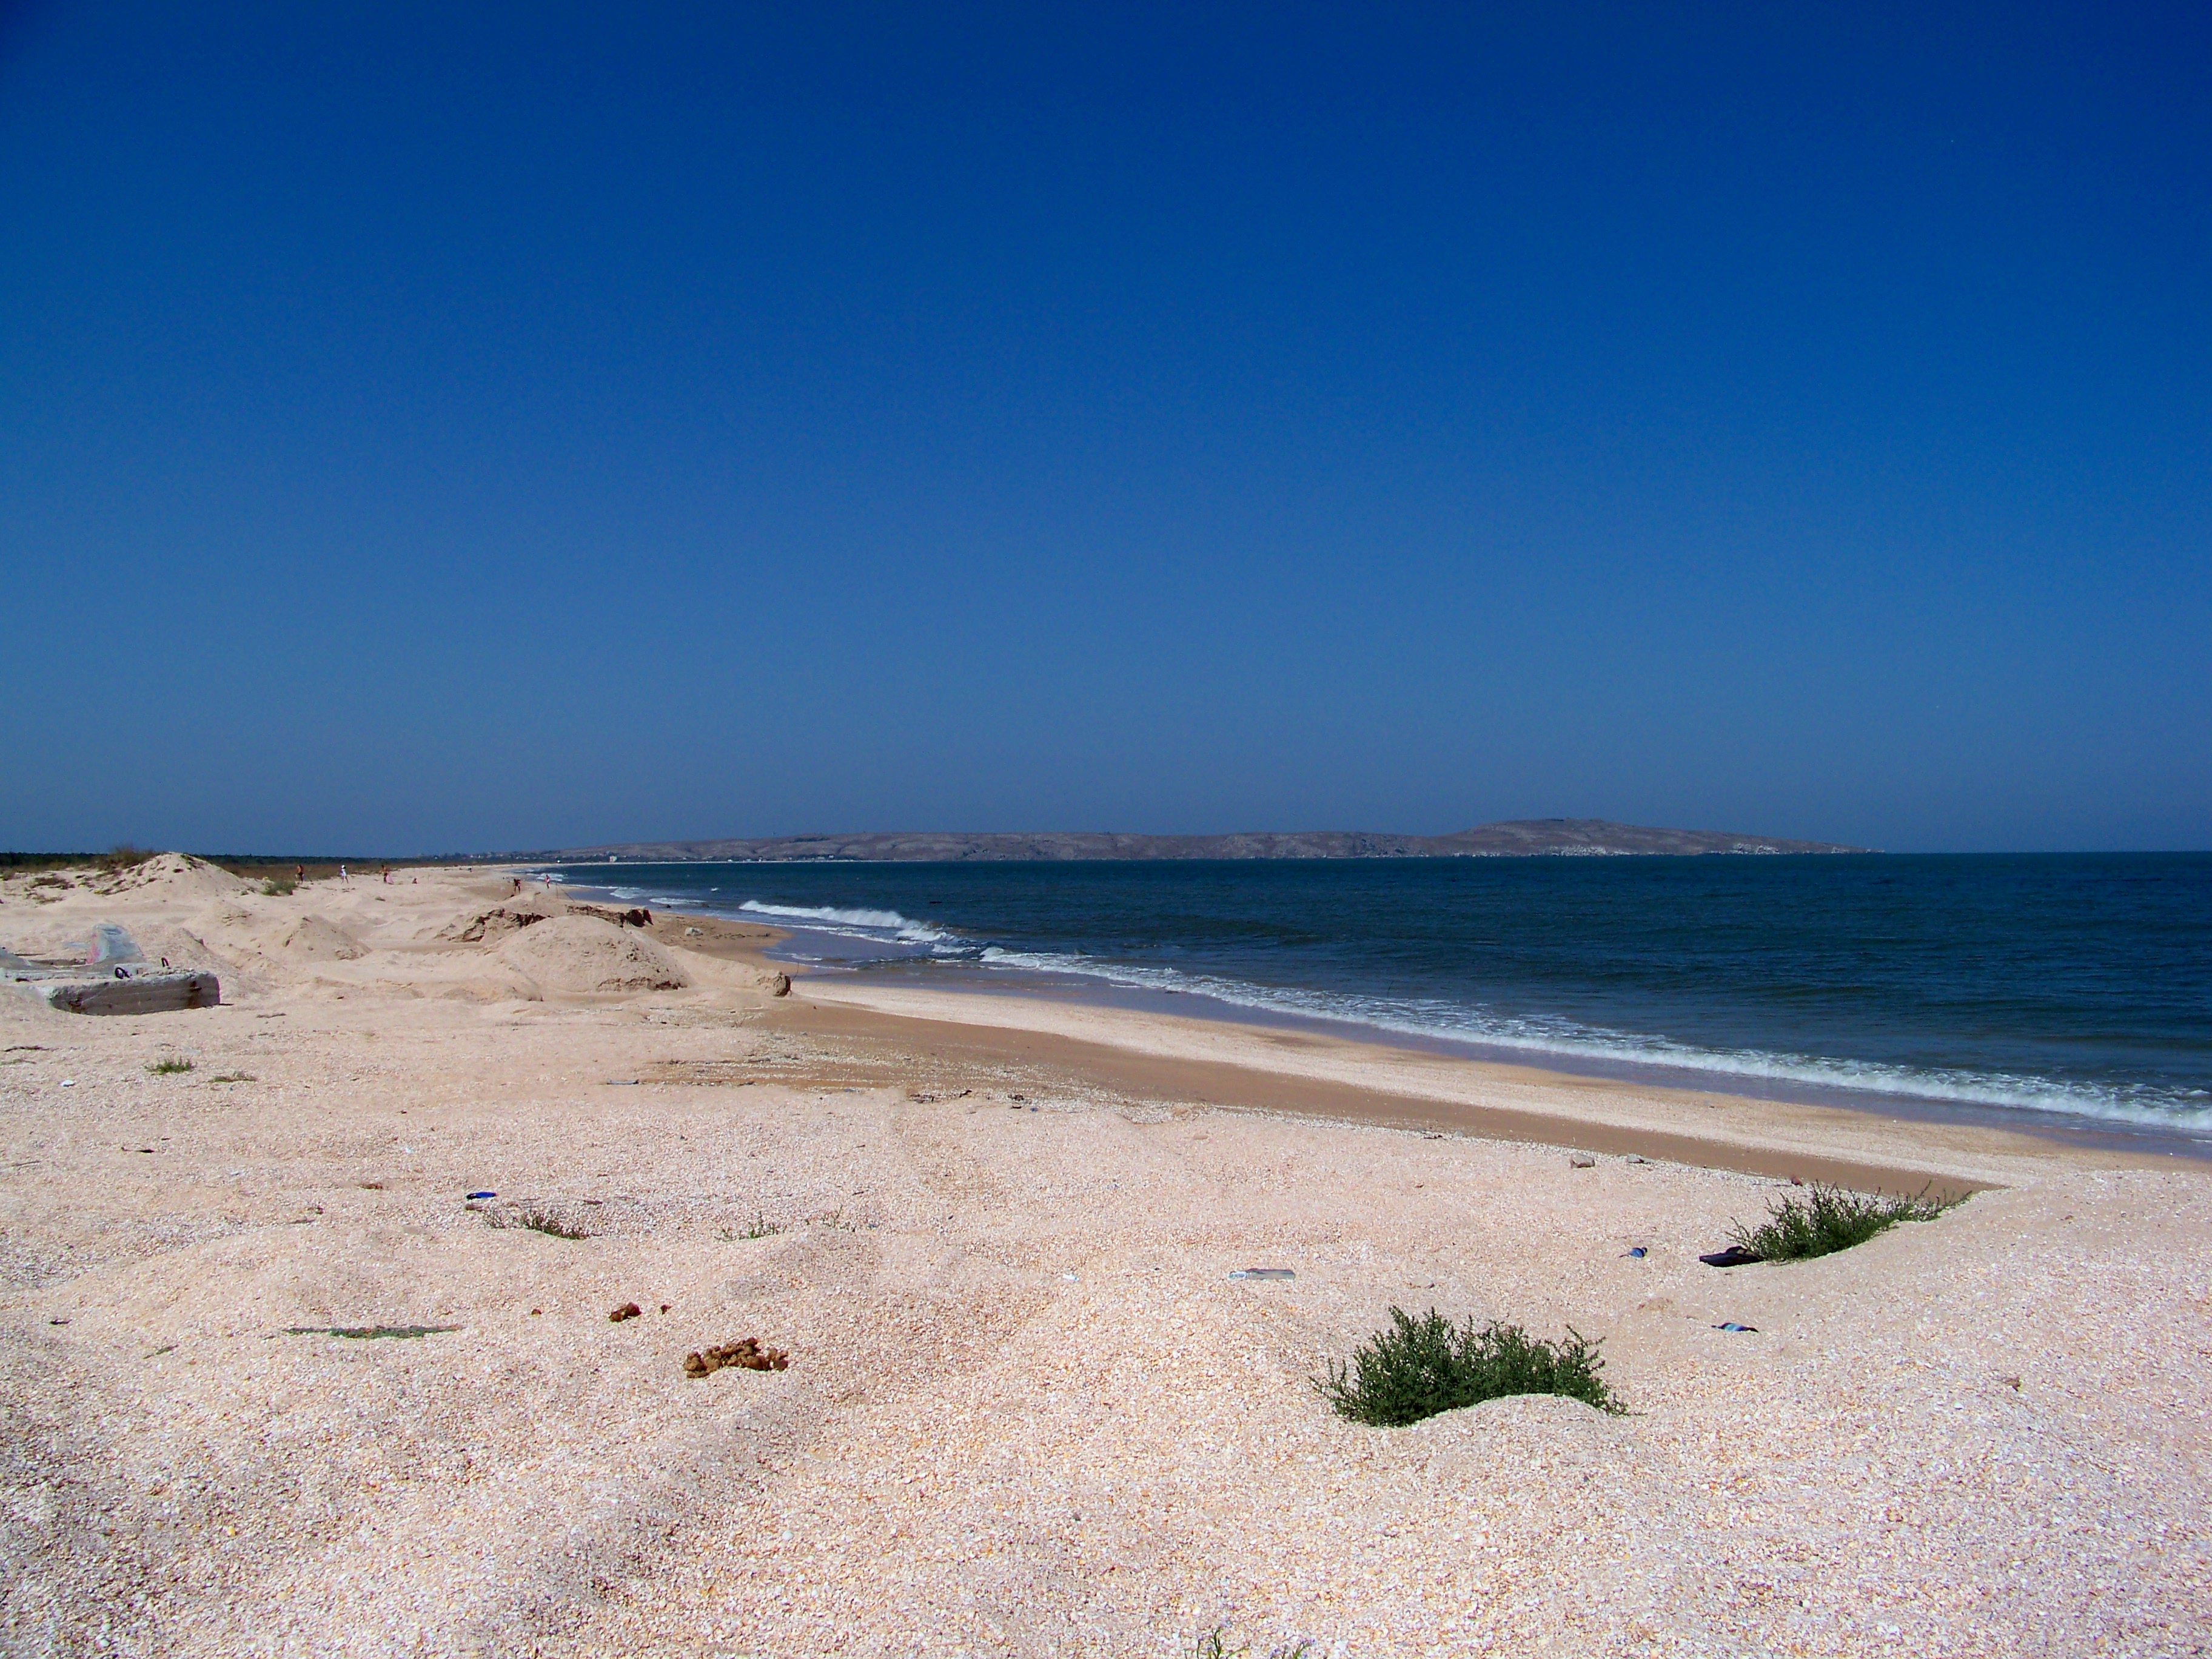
[466, 1190, 496, 1200]
[1228, 1268, 1296, 1281]
[1624, 1246, 1647, 1258]
[1699, 1246, 1763, 1269]
[1714, 1322, 1758, 1333]
[87, 923, 145, 967]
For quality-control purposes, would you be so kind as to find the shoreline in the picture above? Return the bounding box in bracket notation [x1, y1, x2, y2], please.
[575, 900, 2180, 1194]
[7, 857, 2205, 1655]
[554, 871, 2212, 1171]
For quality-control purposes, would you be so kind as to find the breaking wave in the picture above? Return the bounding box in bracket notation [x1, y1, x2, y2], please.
[971, 947, 2212, 1133]
[737, 900, 949, 943]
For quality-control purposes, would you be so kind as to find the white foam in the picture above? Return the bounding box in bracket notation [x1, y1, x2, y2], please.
[737, 900, 948, 943]
[973, 947, 2212, 1133]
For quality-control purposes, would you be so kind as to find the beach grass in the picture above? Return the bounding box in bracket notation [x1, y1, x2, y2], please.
[1189, 1630, 1315, 1659]
[1729, 1183, 1955, 1262]
[147, 1057, 195, 1075]
[484, 1203, 591, 1240]
[1316, 1308, 1623, 1426]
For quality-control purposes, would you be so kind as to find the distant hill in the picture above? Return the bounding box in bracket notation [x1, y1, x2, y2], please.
[544, 819, 1871, 863]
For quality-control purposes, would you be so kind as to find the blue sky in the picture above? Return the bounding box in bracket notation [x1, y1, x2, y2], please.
[3, 2, 2207, 853]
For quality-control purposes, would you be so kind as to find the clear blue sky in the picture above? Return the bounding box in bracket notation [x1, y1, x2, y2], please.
[4, 2, 2207, 854]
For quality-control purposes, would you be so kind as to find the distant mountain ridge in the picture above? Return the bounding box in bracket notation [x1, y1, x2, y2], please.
[548, 819, 1870, 863]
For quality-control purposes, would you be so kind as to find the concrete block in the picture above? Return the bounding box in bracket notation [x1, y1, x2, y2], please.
[18, 971, 221, 1015]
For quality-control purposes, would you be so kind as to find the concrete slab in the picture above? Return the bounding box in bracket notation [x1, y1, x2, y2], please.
[15, 971, 221, 1015]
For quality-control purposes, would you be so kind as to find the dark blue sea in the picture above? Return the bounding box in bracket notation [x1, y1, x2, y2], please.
[553, 854, 2211, 1145]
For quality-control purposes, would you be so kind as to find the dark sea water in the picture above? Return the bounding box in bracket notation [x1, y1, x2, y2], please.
[554, 854, 2212, 1145]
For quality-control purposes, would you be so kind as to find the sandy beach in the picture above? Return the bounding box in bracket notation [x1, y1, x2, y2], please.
[2, 857, 2207, 1657]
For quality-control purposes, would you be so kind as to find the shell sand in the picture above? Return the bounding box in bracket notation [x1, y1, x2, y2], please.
[2, 859, 2205, 1655]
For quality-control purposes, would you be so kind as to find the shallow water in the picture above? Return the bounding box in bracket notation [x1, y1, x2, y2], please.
[558, 854, 2212, 1143]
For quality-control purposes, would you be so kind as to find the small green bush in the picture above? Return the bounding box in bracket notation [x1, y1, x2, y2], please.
[1316, 1307, 1623, 1426]
[261, 877, 295, 896]
[1728, 1184, 1955, 1262]
[147, 1057, 195, 1075]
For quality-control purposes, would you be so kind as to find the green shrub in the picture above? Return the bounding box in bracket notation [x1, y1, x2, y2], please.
[1316, 1307, 1623, 1426]
[261, 877, 295, 896]
[1728, 1183, 1956, 1262]
[147, 1057, 195, 1075]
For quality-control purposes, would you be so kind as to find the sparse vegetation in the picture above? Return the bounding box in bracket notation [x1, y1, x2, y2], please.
[285, 1325, 458, 1340]
[720, 1212, 783, 1241]
[99, 845, 156, 872]
[209, 1071, 256, 1084]
[261, 877, 296, 896]
[147, 1057, 195, 1075]
[484, 1203, 591, 1239]
[1316, 1307, 1624, 1427]
[1728, 1183, 1957, 1262]
[1188, 1629, 1314, 1659]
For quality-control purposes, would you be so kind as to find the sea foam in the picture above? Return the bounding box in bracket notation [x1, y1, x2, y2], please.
[737, 900, 948, 943]
[974, 946, 2212, 1133]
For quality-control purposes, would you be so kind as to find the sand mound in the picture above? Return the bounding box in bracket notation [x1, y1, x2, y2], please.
[496, 915, 689, 994]
[278, 915, 368, 960]
[440, 907, 552, 943]
[99, 853, 256, 902]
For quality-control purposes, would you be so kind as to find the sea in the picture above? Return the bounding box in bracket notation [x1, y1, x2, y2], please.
[548, 854, 2212, 1150]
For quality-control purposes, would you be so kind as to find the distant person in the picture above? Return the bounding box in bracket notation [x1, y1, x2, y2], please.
[381, 865, 390, 884]
[294, 865, 304, 887]
[339, 864, 349, 885]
